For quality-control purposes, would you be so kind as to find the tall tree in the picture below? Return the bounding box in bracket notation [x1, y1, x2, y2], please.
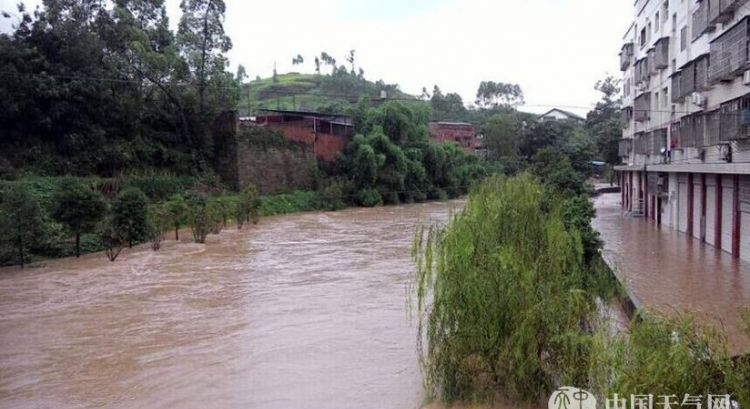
[475, 81, 524, 109]
[586, 76, 623, 165]
[236, 64, 247, 83]
[346, 49, 356, 73]
[177, 0, 232, 117]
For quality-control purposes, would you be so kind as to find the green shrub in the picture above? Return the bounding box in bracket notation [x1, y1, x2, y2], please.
[357, 188, 382, 207]
[259, 191, 325, 216]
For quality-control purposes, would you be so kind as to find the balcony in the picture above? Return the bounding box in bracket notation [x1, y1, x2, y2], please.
[622, 106, 634, 128]
[634, 58, 650, 85]
[680, 115, 698, 148]
[618, 139, 632, 158]
[680, 61, 696, 98]
[671, 73, 683, 103]
[710, 0, 750, 24]
[647, 48, 657, 75]
[693, 0, 714, 40]
[695, 55, 710, 91]
[708, 17, 750, 83]
[719, 96, 750, 141]
[620, 43, 634, 71]
[654, 37, 670, 69]
[634, 93, 650, 122]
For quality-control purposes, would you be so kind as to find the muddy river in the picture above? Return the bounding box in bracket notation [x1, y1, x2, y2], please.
[0, 201, 464, 409]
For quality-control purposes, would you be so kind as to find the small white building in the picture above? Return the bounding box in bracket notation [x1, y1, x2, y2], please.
[539, 108, 585, 124]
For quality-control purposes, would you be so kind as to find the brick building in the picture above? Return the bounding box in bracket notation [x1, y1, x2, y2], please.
[429, 122, 483, 154]
[242, 109, 354, 162]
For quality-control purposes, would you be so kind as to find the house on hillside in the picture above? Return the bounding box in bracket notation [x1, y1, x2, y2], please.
[429, 122, 484, 155]
[539, 108, 585, 124]
[242, 109, 354, 162]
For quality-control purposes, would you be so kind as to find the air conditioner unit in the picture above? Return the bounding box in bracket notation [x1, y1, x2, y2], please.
[744, 70, 750, 85]
[690, 92, 706, 107]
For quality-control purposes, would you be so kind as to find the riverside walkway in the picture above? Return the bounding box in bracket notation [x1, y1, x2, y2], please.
[593, 192, 750, 353]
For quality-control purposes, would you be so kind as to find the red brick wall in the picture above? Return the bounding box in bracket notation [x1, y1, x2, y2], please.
[241, 117, 352, 162]
[429, 123, 480, 151]
[315, 134, 349, 162]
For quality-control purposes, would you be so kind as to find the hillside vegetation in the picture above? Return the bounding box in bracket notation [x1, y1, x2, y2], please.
[238, 71, 412, 115]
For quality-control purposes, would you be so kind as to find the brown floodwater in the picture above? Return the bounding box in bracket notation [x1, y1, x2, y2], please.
[593, 192, 750, 353]
[0, 200, 466, 409]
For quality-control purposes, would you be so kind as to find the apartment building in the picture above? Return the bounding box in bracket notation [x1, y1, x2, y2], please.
[616, 0, 750, 261]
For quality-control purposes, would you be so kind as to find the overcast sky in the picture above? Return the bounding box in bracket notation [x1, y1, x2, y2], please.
[1, 0, 633, 115]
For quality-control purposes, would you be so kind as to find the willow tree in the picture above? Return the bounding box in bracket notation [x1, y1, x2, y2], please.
[413, 175, 599, 402]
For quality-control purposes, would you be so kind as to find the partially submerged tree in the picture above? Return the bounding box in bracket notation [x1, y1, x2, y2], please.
[112, 187, 149, 248]
[147, 203, 172, 251]
[165, 194, 188, 240]
[52, 179, 106, 257]
[0, 184, 44, 268]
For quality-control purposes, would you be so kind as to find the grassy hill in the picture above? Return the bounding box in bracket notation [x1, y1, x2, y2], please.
[238, 72, 415, 115]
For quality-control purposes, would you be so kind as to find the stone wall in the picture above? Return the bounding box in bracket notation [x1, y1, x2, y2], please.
[213, 111, 330, 194]
[236, 134, 316, 194]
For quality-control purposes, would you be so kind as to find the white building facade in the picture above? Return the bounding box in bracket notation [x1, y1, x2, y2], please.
[616, 0, 750, 261]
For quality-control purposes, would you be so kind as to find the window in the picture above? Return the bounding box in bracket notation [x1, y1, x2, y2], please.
[655, 12, 660, 31]
[655, 92, 660, 111]
[662, 1, 669, 22]
[663, 87, 669, 107]
[641, 27, 647, 48]
[680, 26, 687, 51]
[672, 13, 677, 33]
[672, 58, 677, 73]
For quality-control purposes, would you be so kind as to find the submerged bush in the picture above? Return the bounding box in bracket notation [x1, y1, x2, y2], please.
[589, 314, 750, 408]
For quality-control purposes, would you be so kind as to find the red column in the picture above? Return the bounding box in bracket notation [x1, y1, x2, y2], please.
[687, 173, 694, 237]
[701, 174, 707, 242]
[643, 171, 649, 219]
[716, 175, 722, 250]
[733, 175, 741, 258]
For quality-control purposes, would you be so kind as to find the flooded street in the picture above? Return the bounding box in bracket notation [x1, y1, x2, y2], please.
[593, 193, 750, 352]
[0, 201, 464, 409]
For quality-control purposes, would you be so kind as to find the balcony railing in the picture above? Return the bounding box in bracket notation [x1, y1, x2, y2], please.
[709, 17, 749, 83]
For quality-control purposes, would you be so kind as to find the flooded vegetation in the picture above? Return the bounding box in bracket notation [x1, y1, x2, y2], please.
[0, 201, 463, 409]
